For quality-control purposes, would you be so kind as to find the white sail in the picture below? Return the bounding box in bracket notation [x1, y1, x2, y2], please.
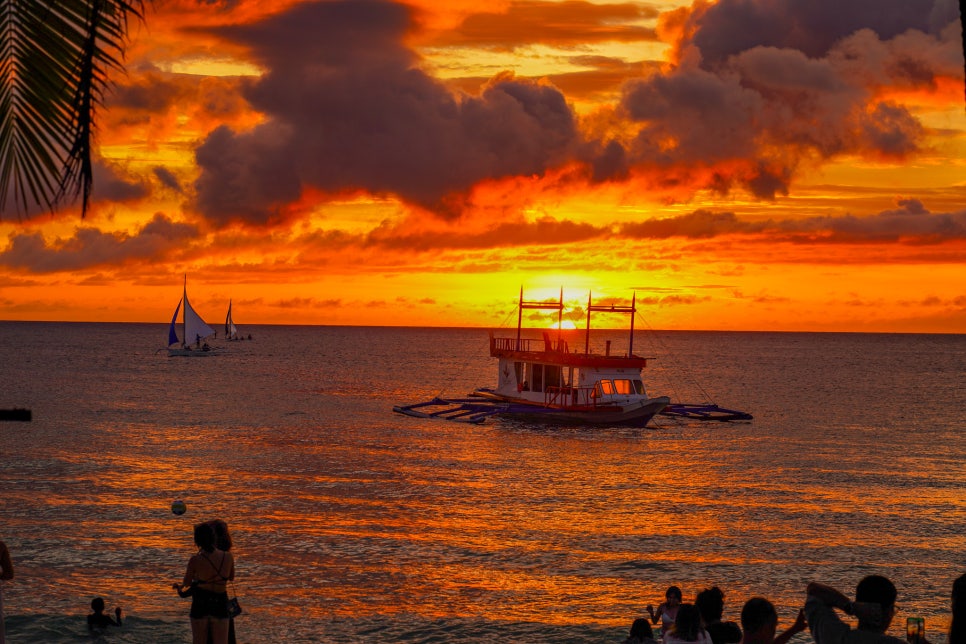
[183, 293, 215, 346]
[225, 299, 238, 340]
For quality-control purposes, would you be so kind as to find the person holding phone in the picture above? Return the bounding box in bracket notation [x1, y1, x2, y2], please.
[805, 576, 905, 644]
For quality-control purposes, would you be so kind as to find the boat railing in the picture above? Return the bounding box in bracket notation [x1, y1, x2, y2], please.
[545, 385, 596, 408]
[491, 334, 569, 354]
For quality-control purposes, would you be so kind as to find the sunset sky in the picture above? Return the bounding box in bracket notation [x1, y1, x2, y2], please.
[1, 0, 964, 332]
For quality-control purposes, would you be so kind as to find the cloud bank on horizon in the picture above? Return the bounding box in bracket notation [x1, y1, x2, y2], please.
[178, 0, 964, 226]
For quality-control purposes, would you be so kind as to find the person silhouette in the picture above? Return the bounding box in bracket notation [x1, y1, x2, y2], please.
[87, 597, 122, 632]
[173, 522, 235, 644]
[806, 576, 905, 644]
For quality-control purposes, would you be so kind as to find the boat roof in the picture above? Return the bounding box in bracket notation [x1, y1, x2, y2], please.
[489, 288, 650, 369]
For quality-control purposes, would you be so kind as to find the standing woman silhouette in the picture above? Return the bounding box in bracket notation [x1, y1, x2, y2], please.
[173, 523, 235, 644]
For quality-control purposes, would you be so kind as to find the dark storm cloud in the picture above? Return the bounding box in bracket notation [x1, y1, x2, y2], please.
[191, 0, 580, 225]
[615, 0, 957, 199]
[187, 0, 961, 221]
[686, 0, 958, 68]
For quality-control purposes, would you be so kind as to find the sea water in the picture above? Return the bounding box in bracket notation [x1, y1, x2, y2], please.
[0, 323, 963, 643]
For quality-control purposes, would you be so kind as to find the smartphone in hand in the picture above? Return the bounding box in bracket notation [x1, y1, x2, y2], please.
[906, 617, 925, 644]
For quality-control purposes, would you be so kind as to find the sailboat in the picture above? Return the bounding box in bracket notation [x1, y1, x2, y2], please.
[166, 276, 219, 357]
[225, 299, 239, 341]
[224, 299, 250, 341]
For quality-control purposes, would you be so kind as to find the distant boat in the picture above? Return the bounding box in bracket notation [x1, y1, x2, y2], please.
[394, 288, 752, 425]
[225, 299, 239, 340]
[225, 299, 252, 341]
[166, 276, 218, 357]
[395, 289, 671, 426]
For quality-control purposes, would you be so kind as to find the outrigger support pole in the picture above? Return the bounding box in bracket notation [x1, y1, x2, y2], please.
[557, 287, 563, 347]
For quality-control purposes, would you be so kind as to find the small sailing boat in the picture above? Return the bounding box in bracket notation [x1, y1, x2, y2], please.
[166, 276, 219, 357]
[224, 299, 252, 341]
[225, 299, 238, 341]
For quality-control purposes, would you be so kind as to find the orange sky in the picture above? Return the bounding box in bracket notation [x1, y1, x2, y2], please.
[1, 0, 964, 332]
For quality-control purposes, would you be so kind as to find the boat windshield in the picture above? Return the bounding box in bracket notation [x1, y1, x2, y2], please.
[595, 379, 644, 397]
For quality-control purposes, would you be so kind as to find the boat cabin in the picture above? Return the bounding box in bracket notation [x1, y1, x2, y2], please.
[484, 289, 656, 410]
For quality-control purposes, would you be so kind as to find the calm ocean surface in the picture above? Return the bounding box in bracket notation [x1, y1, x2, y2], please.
[0, 323, 963, 643]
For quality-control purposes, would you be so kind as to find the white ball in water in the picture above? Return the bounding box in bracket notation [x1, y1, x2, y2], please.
[171, 500, 187, 515]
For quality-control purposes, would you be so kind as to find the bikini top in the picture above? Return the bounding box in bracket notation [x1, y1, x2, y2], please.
[198, 551, 231, 584]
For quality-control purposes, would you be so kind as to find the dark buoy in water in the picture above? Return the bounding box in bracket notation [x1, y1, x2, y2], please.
[0, 408, 31, 421]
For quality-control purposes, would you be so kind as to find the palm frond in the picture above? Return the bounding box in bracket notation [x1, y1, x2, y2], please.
[0, 0, 144, 219]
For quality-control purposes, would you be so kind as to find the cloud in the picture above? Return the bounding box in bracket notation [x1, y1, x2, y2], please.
[0, 214, 200, 272]
[619, 199, 966, 244]
[429, 1, 660, 50]
[153, 166, 183, 193]
[91, 160, 151, 203]
[3, 159, 149, 220]
[612, 0, 958, 198]
[684, 0, 958, 68]
[103, 68, 254, 152]
[364, 215, 606, 251]
[181, 0, 963, 222]
[191, 0, 581, 225]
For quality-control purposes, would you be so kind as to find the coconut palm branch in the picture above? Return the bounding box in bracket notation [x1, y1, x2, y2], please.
[0, 0, 144, 218]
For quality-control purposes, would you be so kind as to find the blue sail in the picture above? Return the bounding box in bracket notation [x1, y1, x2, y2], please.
[168, 299, 182, 346]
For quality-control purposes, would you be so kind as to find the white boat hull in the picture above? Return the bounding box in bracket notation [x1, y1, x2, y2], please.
[168, 346, 220, 357]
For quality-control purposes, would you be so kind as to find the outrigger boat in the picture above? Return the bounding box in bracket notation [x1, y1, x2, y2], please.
[394, 289, 752, 425]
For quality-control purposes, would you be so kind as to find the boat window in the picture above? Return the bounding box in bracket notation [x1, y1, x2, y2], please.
[532, 363, 544, 392]
[599, 380, 615, 395]
[614, 379, 634, 395]
[633, 380, 645, 395]
[544, 365, 562, 389]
